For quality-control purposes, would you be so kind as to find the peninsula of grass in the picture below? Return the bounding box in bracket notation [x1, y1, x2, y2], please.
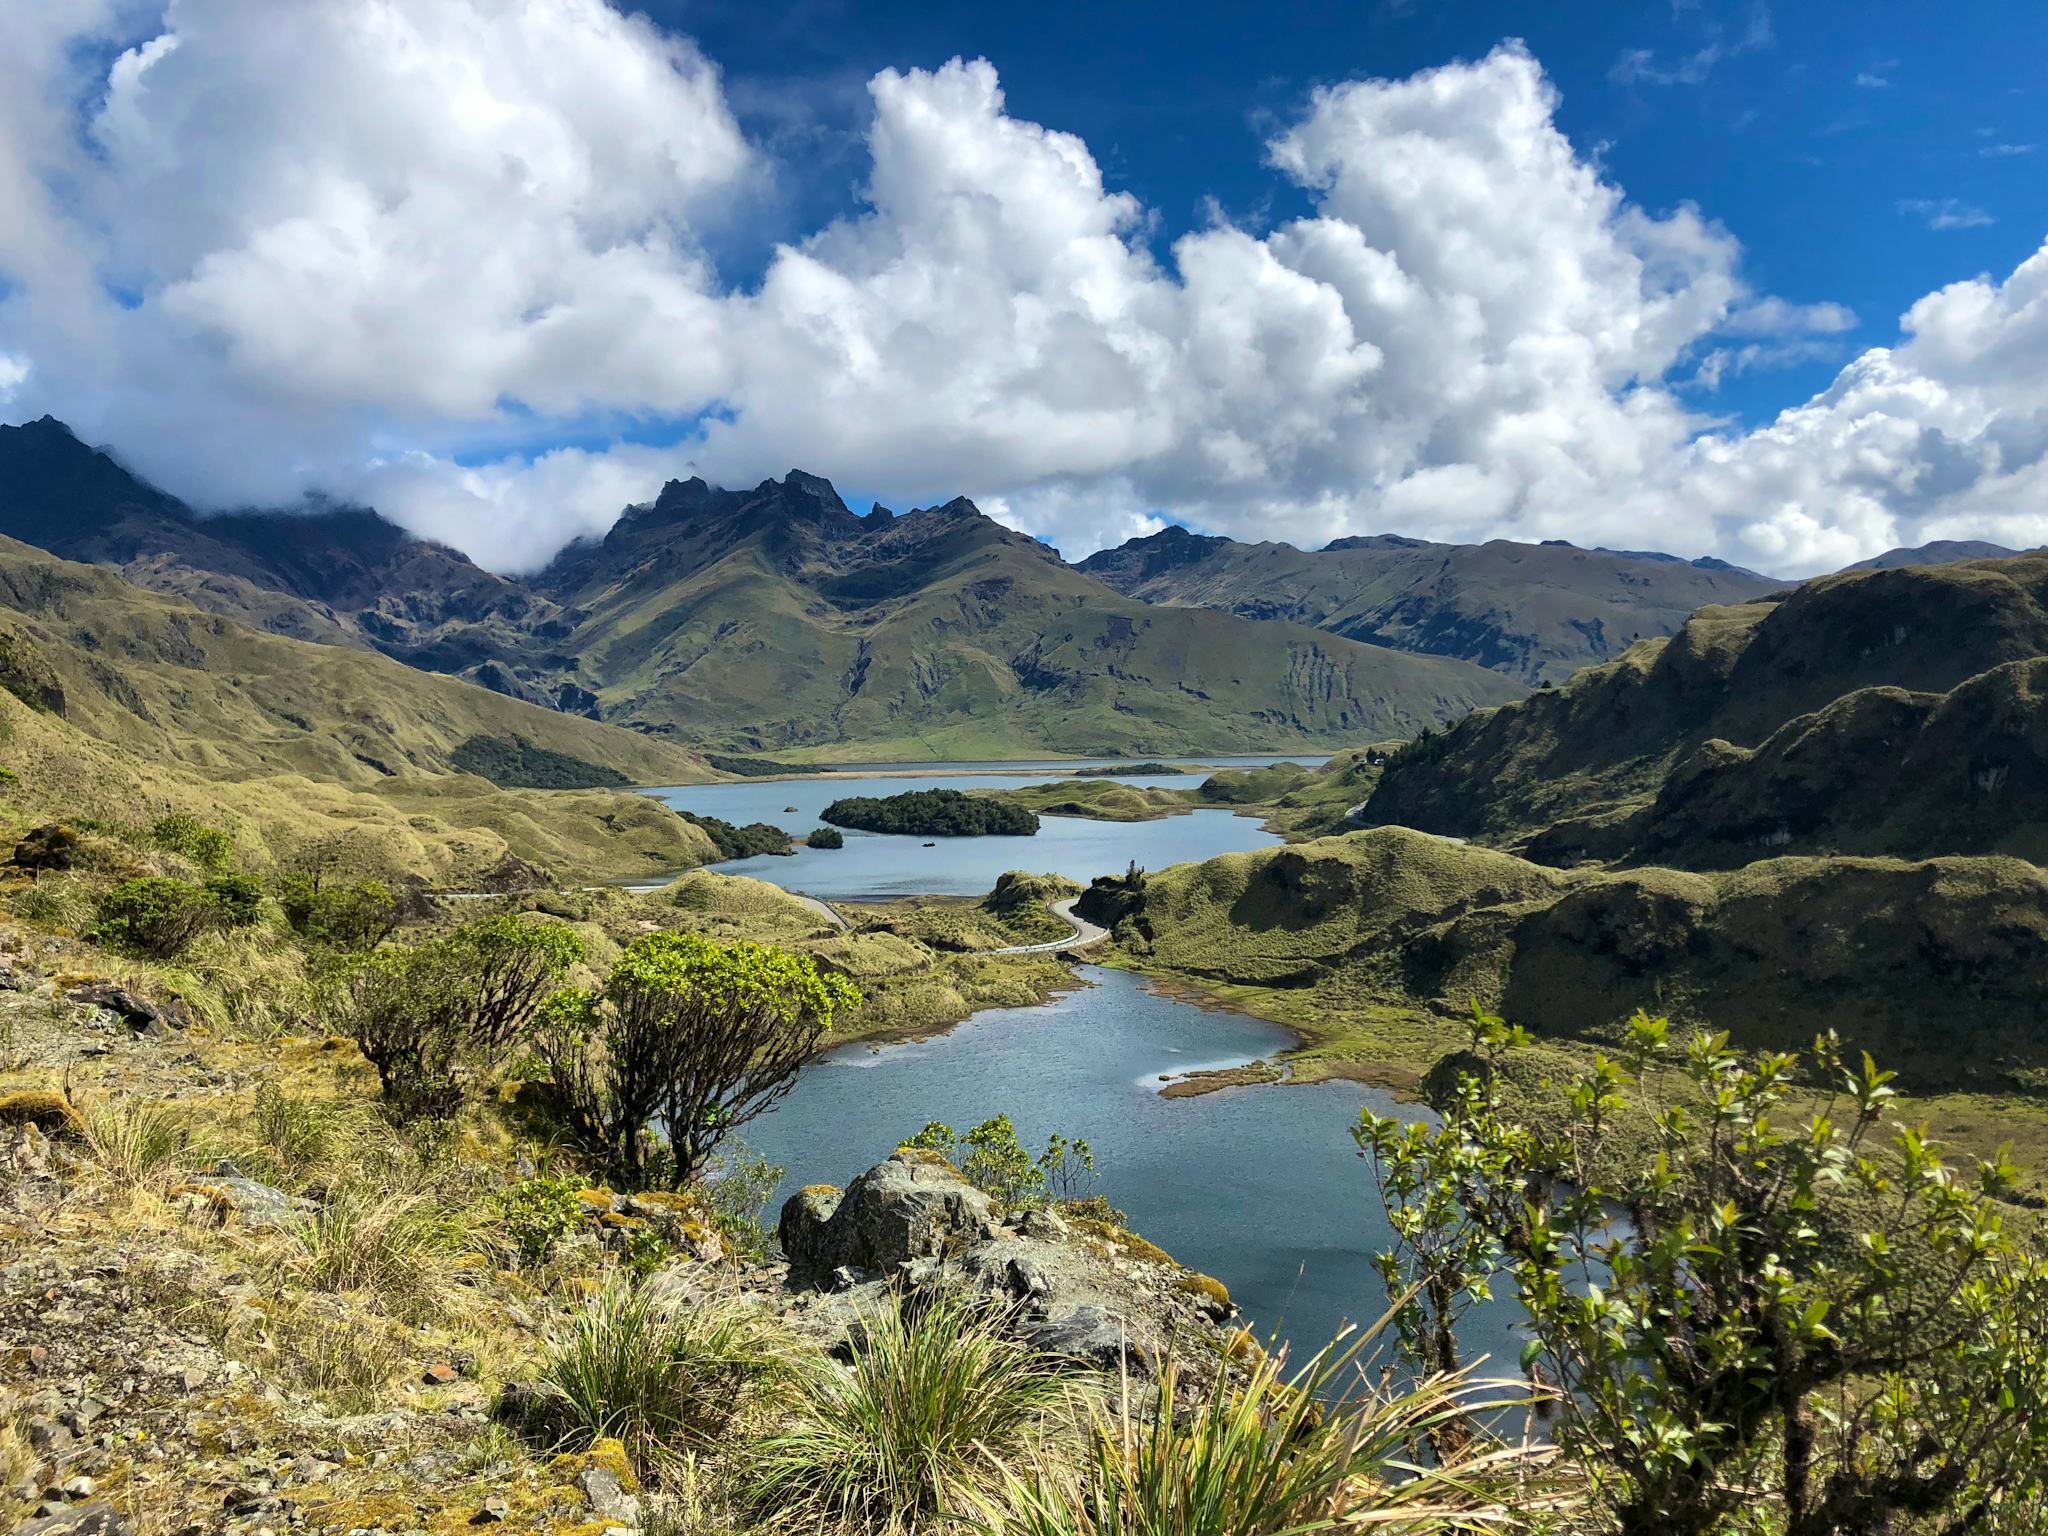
[981, 779, 1199, 822]
[821, 788, 1038, 836]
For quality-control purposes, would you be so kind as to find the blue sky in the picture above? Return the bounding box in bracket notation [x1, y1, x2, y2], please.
[665, 0, 2046, 428]
[1, 0, 2045, 574]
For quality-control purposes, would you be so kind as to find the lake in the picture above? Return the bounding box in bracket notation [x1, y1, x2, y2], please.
[741, 966, 1523, 1372]
[644, 757, 1319, 899]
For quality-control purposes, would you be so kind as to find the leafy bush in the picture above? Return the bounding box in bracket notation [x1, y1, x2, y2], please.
[530, 1282, 793, 1468]
[326, 916, 585, 1120]
[538, 933, 859, 1189]
[91, 876, 224, 958]
[150, 812, 235, 872]
[821, 788, 1039, 837]
[276, 872, 399, 952]
[1362, 1007, 2048, 1531]
[748, 1292, 1076, 1532]
[203, 871, 266, 927]
[905, 1115, 1097, 1209]
[805, 825, 844, 850]
[244, 1082, 351, 1191]
[494, 1174, 588, 1266]
[704, 1138, 787, 1255]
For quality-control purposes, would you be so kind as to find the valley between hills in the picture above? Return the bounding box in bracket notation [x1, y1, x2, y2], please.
[2, 417, 2046, 1533]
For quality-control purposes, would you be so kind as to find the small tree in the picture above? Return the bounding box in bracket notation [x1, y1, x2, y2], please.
[538, 933, 858, 1189]
[903, 1115, 1097, 1209]
[1362, 1009, 2048, 1534]
[277, 871, 399, 951]
[328, 916, 584, 1121]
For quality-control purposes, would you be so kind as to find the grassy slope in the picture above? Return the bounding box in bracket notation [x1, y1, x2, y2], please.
[1363, 552, 2048, 856]
[0, 685, 718, 887]
[0, 537, 711, 788]
[550, 495, 1524, 759]
[1110, 828, 2048, 1099]
[1616, 656, 2048, 867]
[1079, 528, 1784, 684]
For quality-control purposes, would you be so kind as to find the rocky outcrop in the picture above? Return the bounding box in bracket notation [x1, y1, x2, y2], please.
[780, 1149, 997, 1282]
[776, 1150, 1237, 1373]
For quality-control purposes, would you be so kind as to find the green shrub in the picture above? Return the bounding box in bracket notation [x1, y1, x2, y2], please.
[92, 876, 223, 958]
[325, 916, 585, 1121]
[805, 825, 844, 850]
[704, 1138, 787, 1256]
[748, 1291, 1076, 1531]
[203, 872, 266, 927]
[1363, 1009, 2048, 1531]
[538, 933, 858, 1189]
[494, 1174, 587, 1266]
[276, 872, 400, 951]
[244, 1082, 351, 1191]
[904, 1115, 1097, 1210]
[150, 812, 235, 873]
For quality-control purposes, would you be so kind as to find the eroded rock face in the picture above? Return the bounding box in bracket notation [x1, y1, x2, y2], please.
[776, 1149, 1235, 1375]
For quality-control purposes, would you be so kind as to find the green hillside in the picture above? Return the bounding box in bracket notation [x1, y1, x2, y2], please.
[1078, 525, 1784, 684]
[0, 424, 1523, 757]
[0, 417, 572, 700]
[531, 475, 1523, 758]
[1099, 828, 2048, 1093]
[0, 536, 712, 788]
[1362, 552, 2048, 857]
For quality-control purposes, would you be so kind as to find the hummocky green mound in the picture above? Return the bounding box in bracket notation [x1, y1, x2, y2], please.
[1108, 829, 2048, 1090]
[1362, 552, 2048, 857]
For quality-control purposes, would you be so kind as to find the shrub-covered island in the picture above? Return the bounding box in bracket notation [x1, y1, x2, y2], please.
[821, 788, 1040, 837]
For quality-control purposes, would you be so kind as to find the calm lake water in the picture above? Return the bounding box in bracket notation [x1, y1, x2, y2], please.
[644, 759, 1315, 899]
[742, 966, 1523, 1371]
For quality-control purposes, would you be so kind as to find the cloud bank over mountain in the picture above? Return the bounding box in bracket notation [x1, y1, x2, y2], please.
[1, 0, 2043, 573]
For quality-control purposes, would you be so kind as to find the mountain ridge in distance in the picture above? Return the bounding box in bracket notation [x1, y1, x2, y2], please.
[1077, 524, 1788, 684]
[0, 421, 1522, 758]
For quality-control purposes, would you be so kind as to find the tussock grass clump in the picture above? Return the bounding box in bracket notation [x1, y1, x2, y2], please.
[284, 1182, 471, 1320]
[240, 1080, 362, 1192]
[747, 1292, 1080, 1533]
[74, 1093, 197, 1187]
[529, 1281, 793, 1467]
[11, 873, 94, 932]
[985, 1331, 1551, 1536]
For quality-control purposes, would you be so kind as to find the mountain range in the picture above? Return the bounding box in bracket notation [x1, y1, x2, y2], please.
[0, 419, 1520, 758]
[1078, 525, 1788, 684]
[2, 415, 2028, 760]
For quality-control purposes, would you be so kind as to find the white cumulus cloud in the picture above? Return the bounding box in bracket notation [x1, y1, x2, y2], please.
[0, 7, 2043, 578]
